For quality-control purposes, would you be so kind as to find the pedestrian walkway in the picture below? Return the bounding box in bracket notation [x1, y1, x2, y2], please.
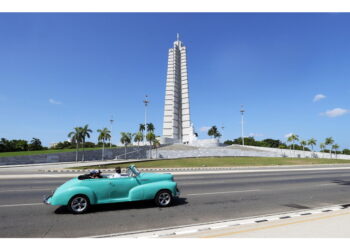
[166, 208, 350, 238]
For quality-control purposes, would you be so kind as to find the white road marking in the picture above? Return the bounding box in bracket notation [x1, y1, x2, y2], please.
[0, 203, 43, 208]
[210, 225, 229, 230]
[175, 229, 198, 235]
[0, 188, 52, 193]
[186, 189, 260, 196]
[317, 183, 336, 186]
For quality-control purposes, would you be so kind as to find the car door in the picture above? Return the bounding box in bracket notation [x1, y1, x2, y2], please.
[108, 176, 139, 200]
[83, 178, 111, 203]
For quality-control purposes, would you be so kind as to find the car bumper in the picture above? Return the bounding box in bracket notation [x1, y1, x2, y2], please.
[43, 195, 52, 205]
[175, 187, 180, 197]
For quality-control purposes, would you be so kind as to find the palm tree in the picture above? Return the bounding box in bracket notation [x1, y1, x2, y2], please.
[80, 124, 92, 162]
[320, 143, 326, 155]
[332, 144, 339, 159]
[139, 124, 145, 133]
[120, 132, 133, 159]
[208, 126, 218, 138]
[146, 123, 155, 133]
[300, 140, 307, 157]
[300, 140, 307, 151]
[287, 134, 299, 157]
[146, 132, 155, 159]
[134, 131, 144, 159]
[144, 123, 156, 158]
[97, 128, 111, 161]
[215, 131, 222, 139]
[307, 138, 317, 152]
[68, 127, 83, 162]
[152, 138, 161, 159]
[325, 137, 334, 159]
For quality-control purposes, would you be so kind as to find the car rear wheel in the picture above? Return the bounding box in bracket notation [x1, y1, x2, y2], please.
[68, 195, 90, 214]
[155, 190, 172, 207]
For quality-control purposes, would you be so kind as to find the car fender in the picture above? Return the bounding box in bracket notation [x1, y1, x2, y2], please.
[50, 186, 97, 206]
[132, 181, 177, 200]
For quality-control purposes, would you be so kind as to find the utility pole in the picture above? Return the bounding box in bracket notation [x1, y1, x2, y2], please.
[240, 105, 245, 146]
[109, 116, 114, 148]
[143, 95, 150, 145]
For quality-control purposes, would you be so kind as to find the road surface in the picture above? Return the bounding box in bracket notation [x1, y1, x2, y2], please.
[1, 165, 350, 237]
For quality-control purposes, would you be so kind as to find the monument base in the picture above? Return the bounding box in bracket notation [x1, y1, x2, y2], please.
[189, 138, 219, 147]
[160, 137, 219, 148]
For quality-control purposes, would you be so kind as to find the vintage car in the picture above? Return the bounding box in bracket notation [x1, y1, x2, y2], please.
[43, 165, 180, 214]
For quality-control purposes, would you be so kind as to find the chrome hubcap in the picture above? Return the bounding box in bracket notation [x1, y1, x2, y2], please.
[71, 197, 87, 212]
[158, 193, 171, 206]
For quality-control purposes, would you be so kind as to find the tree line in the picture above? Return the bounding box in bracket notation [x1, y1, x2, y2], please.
[0, 138, 45, 152]
[0, 122, 160, 162]
[64, 123, 160, 162]
[224, 134, 344, 158]
[119, 123, 160, 160]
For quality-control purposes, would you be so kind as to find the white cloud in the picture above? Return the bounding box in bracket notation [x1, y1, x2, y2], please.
[199, 126, 211, 132]
[313, 94, 326, 102]
[49, 98, 62, 105]
[321, 108, 349, 118]
[249, 133, 264, 137]
[284, 133, 293, 138]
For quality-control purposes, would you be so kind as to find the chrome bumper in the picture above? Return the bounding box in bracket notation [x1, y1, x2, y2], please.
[43, 195, 52, 205]
[175, 187, 180, 197]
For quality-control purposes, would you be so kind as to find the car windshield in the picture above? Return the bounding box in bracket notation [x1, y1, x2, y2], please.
[126, 165, 140, 177]
[132, 166, 140, 176]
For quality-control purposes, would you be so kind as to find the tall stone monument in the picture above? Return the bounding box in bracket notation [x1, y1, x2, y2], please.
[162, 34, 196, 144]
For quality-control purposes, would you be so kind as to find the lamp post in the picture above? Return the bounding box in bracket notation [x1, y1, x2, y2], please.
[143, 95, 150, 145]
[240, 105, 245, 146]
[109, 116, 114, 148]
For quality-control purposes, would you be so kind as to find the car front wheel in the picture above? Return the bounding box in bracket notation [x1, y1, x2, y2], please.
[155, 190, 172, 207]
[68, 195, 90, 214]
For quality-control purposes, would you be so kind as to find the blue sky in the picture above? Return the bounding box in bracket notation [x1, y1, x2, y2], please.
[0, 13, 349, 149]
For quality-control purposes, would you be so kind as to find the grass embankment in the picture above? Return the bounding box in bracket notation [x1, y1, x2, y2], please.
[0, 147, 114, 157]
[69, 157, 350, 169]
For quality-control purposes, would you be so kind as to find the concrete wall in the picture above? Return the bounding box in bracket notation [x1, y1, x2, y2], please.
[0, 146, 150, 165]
[244, 145, 350, 160]
[153, 147, 280, 159]
[2, 144, 350, 165]
[151, 144, 350, 160]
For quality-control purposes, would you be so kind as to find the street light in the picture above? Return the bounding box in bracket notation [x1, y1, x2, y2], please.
[240, 105, 245, 146]
[109, 116, 114, 148]
[143, 95, 150, 145]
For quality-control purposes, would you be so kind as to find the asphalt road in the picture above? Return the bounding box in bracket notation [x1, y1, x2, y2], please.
[1, 166, 350, 237]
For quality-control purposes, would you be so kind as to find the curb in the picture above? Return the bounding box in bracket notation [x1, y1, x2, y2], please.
[42, 164, 350, 173]
[42, 167, 247, 173]
[90, 203, 350, 238]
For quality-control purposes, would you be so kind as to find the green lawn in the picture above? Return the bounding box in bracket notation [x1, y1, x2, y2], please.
[0, 147, 114, 157]
[69, 156, 350, 169]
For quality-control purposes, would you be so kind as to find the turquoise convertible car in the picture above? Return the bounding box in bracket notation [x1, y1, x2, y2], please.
[43, 165, 180, 214]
